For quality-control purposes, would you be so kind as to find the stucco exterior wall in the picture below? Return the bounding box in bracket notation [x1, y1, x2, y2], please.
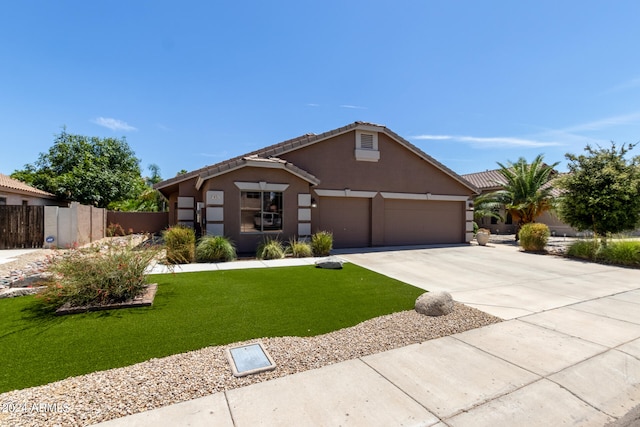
[0, 192, 55, 206]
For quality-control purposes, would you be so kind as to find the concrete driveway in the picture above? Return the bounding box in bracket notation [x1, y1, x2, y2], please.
[337, 243, 639, 319]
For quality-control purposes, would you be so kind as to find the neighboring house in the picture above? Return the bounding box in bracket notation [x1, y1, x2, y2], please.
[155, 122, 479, 253]
[0, 173, 60, 206]
[462, 169, 578, 236]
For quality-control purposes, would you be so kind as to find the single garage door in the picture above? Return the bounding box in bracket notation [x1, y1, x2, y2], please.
[384, 200, 463, 246]
[317, 197, 370, 248]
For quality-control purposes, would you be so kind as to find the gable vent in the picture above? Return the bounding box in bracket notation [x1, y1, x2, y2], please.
[360, 133, 375, 150]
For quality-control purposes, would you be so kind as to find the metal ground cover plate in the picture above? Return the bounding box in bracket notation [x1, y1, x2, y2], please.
[226, 342, 276, 377]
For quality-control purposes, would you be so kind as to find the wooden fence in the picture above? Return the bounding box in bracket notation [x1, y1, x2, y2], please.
[0, 206, 45, 249]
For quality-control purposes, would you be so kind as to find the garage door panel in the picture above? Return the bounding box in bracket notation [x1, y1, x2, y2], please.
[384, 200, 462, 245]
[318, 197, 370, 248]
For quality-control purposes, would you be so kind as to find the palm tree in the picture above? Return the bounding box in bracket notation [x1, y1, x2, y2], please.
[472, 192, 503, 226]
[488, 154, 559, 240]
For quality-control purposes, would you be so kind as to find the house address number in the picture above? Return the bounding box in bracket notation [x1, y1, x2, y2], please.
[207, 191, 224, 206]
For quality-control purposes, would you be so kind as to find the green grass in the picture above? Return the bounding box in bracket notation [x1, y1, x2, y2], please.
[0, 264, 424, 393]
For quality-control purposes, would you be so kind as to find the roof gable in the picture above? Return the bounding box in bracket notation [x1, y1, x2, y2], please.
[194, 155, 320, 189]
[155, 122, 479, 194]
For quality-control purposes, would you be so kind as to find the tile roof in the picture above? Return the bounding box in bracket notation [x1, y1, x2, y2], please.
[195, 155, 321, 188]
[155, 121, 479, 194]
[462, 168, 564, 197]
[0, 173, 56, 198]
[461, 169, 507, 190]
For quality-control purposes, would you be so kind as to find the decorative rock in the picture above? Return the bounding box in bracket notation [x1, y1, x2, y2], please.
[415, 291, 454, 316]
[0, 286, 46, 299]
[315, 256, 344, 270]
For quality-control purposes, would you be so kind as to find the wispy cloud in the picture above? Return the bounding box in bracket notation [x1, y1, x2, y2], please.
[199, 151, 230, 159]
[561, 111, 640, 133]
[602, 77, 640, 94]
[412, 134, 562, 148]
[92, 117, 137, 132]
[340, 104, 367, 110]
[306, 103, 320, 107]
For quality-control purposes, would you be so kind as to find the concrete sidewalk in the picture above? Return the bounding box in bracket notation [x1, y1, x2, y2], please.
[0, 248, 44, 265]
[96, 244, 640, 427]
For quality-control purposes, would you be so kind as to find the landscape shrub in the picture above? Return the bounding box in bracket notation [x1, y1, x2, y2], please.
[567, 239, 600, 260]
[195, 235, 237, 262]
[37, 242, 157, 310]
[311, 231, 333, 256]
[106, 223, 125, 237]
[257, 238, 285, 260]
[287, 238, 313, 258]
[163, 226, 196, 264]
[597, 240, 640, 266]
[518, 223, 550, 251]
[566, 238, 640, 267]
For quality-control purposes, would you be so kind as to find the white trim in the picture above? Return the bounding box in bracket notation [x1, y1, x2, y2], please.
[177, 196, 194, 208]
[298, 193, 311, 207]
[234, 182, 290, 192]
[314, 189, 378, 198]
[298, 223, 311, 236]
[355, 124, 385, 133]
[355, 149, 380, 162]
[206, 207, 224, 222]
[380, 192, 469, 202]
[298, 208, 311, 221]
[206, 223, 224, 236]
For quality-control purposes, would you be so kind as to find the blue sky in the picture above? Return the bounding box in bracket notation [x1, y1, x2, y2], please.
[2, 1, 639, 180]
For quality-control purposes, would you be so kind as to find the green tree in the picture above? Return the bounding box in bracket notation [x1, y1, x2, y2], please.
[557, 142, 640, 238]
[108, 164, 167, 212]
[11, 129, 142, 208]
[487, 154, 559, 239]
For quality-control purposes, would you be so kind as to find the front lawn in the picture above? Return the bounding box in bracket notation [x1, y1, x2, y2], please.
[0, 264, 424, 393]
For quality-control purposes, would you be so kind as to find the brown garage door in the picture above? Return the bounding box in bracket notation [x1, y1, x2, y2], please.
[317, 197, 370, 248]
[384, 200, 463, 246]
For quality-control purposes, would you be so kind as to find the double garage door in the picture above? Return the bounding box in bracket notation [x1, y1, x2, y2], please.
[318, 197, 464, 249]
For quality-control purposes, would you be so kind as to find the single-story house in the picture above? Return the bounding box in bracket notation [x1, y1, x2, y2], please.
[0, 173, 60, 206]
[461, 168, 578, 236]
[155, 122, 479, 253]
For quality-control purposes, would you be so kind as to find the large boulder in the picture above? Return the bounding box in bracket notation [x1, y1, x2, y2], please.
[415, 291, 454, 316]
[315, 256, 344, 270]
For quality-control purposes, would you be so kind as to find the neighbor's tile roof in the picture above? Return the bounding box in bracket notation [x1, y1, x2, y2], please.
[462, 168, 564, 197]
[0, 173, 56, 198]
[155, 121, 479, 194]
[461, 169, 507, 190]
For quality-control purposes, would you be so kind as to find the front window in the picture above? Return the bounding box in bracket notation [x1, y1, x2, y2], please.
[241, 191, 283, 232]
